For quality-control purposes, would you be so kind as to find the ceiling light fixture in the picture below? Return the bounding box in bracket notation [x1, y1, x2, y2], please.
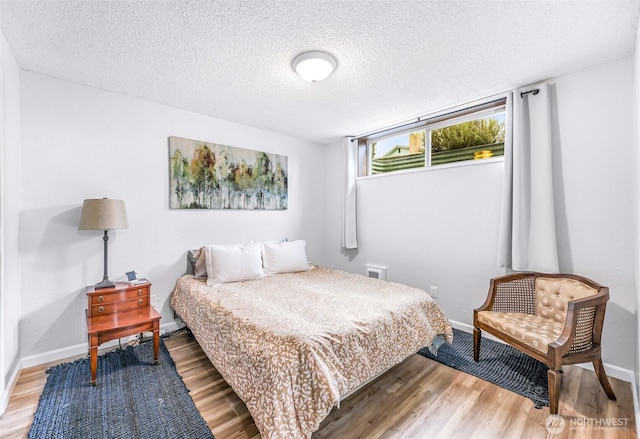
[292, 51, 337, 83]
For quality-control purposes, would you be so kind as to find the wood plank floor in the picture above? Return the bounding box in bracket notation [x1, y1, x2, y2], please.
[0, 330, 636, 438]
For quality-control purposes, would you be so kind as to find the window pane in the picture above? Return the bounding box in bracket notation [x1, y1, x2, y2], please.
[369, 130, 426, 174]
[430, 113, 505, 166]
[356, 97, 507, 177]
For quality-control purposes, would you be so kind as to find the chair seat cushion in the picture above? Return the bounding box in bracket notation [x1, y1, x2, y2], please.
[477, 311, 564, 354]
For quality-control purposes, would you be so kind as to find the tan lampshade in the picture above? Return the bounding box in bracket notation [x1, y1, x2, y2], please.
[78, 198, 129, 231]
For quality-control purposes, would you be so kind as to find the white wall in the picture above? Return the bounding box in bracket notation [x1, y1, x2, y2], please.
[322, 57, 637, 371]
[323, 157, 505, 321]
[552, 58, 636, 370]
[0, 25, 22, 412]
[19, 72, 326, 359]
[322, 146, 505, 325]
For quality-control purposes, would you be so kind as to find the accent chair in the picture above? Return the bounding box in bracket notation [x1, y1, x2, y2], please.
[473, 272, 616, 414]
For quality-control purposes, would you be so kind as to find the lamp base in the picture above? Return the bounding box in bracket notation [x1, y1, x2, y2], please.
[94, 278, 115, 290]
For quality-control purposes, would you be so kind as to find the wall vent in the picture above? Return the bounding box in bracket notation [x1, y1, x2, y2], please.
[365, 265, 387, 281]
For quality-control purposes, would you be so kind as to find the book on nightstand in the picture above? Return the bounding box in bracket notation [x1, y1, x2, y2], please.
[123, 277, 149, 285]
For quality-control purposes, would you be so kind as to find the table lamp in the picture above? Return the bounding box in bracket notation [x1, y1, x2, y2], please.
[78, 198, 129, 289]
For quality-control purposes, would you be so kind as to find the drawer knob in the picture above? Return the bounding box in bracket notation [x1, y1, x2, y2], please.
[137, 289, 143, 296]
[138, 298, 144, 305]
[98, 306, 104, 313]
[98, 295, 104, 302]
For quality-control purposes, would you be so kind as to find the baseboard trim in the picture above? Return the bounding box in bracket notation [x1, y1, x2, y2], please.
[1, 359, 21, 415]
[448, 319, 634, 383]
[20, 320, 183, 369]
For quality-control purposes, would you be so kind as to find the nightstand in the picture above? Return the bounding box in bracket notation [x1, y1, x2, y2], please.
[85, 281, 161, 385]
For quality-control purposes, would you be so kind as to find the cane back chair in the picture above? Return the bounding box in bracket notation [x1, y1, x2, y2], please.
[473, 272, 616, 414]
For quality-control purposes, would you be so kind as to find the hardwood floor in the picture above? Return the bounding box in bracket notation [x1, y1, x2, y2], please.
[0, 330, 636, 438]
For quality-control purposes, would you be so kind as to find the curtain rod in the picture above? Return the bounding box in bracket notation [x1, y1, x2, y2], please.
[349, 118, 421, 142]
[349, 95, 507, 142]
[520, 89, 539, 98]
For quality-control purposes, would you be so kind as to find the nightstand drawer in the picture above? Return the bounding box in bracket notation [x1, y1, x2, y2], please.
[91, 296, 149, 315]
[89, 285, 149, 307]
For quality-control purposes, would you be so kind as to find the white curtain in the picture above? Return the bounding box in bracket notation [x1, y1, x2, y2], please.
[497, 84, 559, 272]
[341, 136, 358, 249]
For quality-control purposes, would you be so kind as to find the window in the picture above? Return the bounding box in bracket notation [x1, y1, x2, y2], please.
[358, 98, 507, 177]
[369, 130, 426, 174]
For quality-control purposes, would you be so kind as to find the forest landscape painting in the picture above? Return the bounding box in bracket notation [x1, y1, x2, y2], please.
[169, 136, 288, 210]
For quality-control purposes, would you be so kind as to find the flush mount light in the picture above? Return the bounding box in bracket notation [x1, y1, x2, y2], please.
[292, 51, 337, 83]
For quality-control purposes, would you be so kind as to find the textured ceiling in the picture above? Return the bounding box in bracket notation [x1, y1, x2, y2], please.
[1, 0, 638, 144]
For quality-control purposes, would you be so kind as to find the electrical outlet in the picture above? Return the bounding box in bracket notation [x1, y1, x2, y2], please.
[151, 294, 161, 309]
[429, 286, 438, 298]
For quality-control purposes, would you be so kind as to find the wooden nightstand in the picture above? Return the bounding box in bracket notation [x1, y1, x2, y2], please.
[86, 281, 161, 385]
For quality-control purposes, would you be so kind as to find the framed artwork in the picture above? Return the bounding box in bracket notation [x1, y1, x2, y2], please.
[169, 136, 288, 210]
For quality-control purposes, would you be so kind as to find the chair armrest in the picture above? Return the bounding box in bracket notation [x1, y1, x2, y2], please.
[475, 272, 537, 315]
[549, 287, 609, 359]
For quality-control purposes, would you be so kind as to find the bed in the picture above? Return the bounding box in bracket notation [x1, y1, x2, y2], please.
[170, 241, 453, 438]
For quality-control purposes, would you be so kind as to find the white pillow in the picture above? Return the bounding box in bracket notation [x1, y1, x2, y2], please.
[262, 240, 311, 274]
[205, 242, 265, 286]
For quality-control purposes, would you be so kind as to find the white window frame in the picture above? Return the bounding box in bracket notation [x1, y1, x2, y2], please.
[357, 95, 508, 179]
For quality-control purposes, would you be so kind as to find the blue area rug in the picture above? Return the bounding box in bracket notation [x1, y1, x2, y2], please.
[28, 340, 214, 439]
[419, 328, 549, 408]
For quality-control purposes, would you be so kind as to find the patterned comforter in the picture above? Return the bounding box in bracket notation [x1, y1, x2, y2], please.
[170, 266, 453, 438]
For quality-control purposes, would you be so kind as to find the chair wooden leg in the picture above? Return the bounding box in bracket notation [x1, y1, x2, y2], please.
[548, 369, 562, 415]
[473, 328, 481, 362]
[593, 358, 617, 400]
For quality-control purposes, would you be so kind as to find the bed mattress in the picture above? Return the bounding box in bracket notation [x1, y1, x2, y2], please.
[170, 266, 453, 438]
